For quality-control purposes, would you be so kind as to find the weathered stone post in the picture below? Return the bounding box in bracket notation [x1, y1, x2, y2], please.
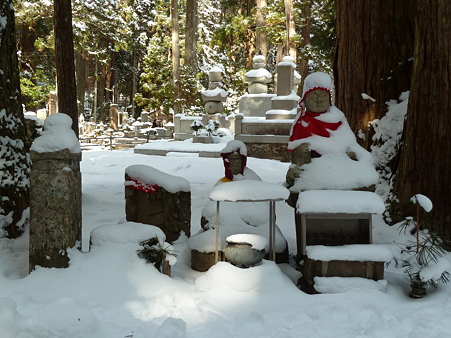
[125, 164, 191, 243]
[48, 91, 57, 115]
[29, 113, 82, 270]
[271, 56, 299, 111]
[109, 103, 119, 131]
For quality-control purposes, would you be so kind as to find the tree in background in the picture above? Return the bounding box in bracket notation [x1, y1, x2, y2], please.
[14, 0, 55, 111]
[0, 0, 31, 238]
[54, 0, 79, 137]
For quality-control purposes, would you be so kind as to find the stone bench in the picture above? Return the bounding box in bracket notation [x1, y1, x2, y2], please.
[295, 190, 386, 257]
[300, 244, 396, 294]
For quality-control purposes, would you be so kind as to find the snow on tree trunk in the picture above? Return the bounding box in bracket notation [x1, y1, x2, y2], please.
[0, 0, 31, 239]
[391, 0, 451, 241]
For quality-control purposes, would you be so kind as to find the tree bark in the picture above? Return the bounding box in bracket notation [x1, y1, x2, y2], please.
[0, 0, 31, 238]
[171, 0, 181, 115]
[297, 0, 311, 86]
[75, 51, 87, 117]
[54, 0, 79, 137]
[334, 0, 415, 149]
[284, 0, 297, 60]
[185, 0, 198, 73]
[255, 0, 267, 58]
[391, 0, 451, 240]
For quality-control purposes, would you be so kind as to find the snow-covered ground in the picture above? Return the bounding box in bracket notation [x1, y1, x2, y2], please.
[2, 142, 451, 338]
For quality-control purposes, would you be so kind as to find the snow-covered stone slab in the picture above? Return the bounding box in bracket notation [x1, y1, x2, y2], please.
[297, 190, 385, 214]
[209, 180, 290, 202]
[125, 164, 190, 193]
[306, 244, 396, 263]
[90, 222, 166, 247]
[314, 277, 387, 294]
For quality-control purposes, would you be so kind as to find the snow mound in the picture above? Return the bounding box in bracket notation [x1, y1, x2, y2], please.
[15, 297, 96, 338]
[195, 261, 298, 293]
[90, 222, 165, 247]
[30, 113, 80, 153]
[154, 317, 187, 338]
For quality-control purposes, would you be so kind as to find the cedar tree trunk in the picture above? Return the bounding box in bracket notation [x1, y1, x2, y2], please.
[0, 0, 31, 238]
[334, 0, 416, 149]
[391, 0, 451, 240]
[54, 0, 79, 137]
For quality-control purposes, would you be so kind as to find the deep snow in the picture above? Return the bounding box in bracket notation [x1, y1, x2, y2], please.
[2, 143, 451, 338]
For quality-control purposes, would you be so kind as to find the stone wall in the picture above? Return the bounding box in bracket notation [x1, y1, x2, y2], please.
[125, 176, 191, 242]
[29, 149, 82, 270]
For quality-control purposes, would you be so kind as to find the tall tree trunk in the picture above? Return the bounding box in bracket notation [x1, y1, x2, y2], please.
[391, 0, 451, 240]
[298, 0, 311, 85]
[0, 0, 31, 238]
[255, 0, 267, 58]
[185, 0, 198, 73]
[334, 0, 415, 149]
[284, 0, 296, 60]
[171, 0, 181, 115]
[54, 0, 78, 137]
[131, 48, 137, 118]
[75, 51, 86, 117]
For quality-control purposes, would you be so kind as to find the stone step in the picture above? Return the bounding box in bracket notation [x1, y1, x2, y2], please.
[313, 276, 387, 294]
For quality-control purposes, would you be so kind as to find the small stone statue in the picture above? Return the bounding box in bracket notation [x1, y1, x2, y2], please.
[217, 140, 261, 185]
[285, 72, 378, 203]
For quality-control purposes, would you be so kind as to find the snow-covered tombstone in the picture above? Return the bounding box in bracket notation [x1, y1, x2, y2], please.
[29, 113, 82, 270]
[124, 164, 191, 243]
[244, 55, 272, 94]
[201, 65, 228, 115]
[189, 140, 289, 271]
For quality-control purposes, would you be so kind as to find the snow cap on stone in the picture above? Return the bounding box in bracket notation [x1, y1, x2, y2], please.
[220, 140, 247, 156]
[30, 113, 80, 153]
[301, 72, 333, 99]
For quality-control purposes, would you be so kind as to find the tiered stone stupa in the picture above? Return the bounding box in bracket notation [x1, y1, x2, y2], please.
[245, 55, 272, 94]
[201, 66, 228, 115]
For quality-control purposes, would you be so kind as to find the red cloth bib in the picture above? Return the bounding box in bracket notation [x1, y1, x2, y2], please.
[289, 111, 342, 143]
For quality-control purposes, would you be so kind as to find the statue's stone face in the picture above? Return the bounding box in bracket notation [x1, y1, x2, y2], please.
[228, 152, 242, 175]
[304, 89, 330, 113]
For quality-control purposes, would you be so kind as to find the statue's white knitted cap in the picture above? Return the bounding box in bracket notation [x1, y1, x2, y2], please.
[301, 72, 333, 99]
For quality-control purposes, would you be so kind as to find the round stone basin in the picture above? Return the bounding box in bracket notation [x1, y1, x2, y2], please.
[225, 234, 267, 267]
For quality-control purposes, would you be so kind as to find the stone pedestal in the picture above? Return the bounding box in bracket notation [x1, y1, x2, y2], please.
[296, 213, 372, 258]
[125, 175, 191, 243]
[29, 149, 82, 270]
[299, 258, 385, 294]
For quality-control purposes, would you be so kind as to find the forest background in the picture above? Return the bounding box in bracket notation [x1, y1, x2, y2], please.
[2, 0, 451, 246]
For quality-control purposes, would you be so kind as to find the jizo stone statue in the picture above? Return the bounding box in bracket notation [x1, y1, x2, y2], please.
[304, 89, 330, 113]
[227, 152, 243, 176]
